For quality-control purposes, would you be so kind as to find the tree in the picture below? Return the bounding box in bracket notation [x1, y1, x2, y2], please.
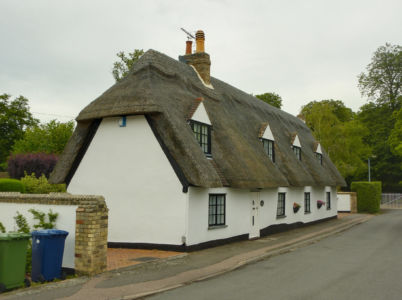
[255, 92, 283, 109]
[388, 104, 402, 158]
[358, 101, 402, 191]
[300, 100, 371, 186]
[12, 120, 74, 155]
[112, 49, 144, 82]
[358, 43, 402, 110]
[0, 94, 38, 168]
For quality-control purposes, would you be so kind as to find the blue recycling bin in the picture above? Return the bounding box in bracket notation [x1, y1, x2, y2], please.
[31, 229, 69, 282]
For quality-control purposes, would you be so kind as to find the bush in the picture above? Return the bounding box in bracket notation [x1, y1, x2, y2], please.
[351, 181, 382, 213]
[20, 173, 66, 194]
[7, 153, 58, 179]
[0, 178, 26, 192]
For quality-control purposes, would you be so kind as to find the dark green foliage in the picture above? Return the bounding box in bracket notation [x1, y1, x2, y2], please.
[351, 181, 382, 213]
[14, 211, 30, 234]
[0, 94, 39, 169]
[0, 222, 5, 233]
[29, 209, 58, 229]
[112, 49, 144, 82]
[21, 173, 66, 194]
[358, 99, 402, 192]
[0, 178, 26, 192]
[13, 212, 31, 272]
[255, 92, 283, 109]
[12, 120, 74, 155]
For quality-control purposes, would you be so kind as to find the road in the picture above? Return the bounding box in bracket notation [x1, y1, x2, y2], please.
[147, 209, 402, 300]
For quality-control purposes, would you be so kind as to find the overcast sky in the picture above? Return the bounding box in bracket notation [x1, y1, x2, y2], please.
[1, 0, 401, 123]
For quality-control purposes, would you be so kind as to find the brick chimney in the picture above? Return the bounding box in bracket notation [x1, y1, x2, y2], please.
[179, 30, 211, 85]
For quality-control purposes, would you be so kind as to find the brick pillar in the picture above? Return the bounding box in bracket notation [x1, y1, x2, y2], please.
[74, 197, 108, 275]
[350, 192, 357, 213]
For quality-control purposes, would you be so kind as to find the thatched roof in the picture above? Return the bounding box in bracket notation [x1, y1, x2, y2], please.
[50, 49, 346, 188]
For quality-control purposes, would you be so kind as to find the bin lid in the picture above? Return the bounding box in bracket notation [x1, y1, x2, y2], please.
[0, 232, 31, 240]
[31, 229, 69, 237]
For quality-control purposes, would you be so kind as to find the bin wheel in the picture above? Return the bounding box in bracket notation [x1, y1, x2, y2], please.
[24, 278, 31, 288]
[0, 283, 6, 293]
[60, 271, 67, 280]
[38, 274, 46, 284]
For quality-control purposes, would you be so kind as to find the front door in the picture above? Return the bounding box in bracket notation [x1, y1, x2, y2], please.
[250, 192, 260, 239]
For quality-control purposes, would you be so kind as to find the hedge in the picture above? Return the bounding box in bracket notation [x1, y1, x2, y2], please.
[351, 181, 382, 213]
[0, 178, 26, 193]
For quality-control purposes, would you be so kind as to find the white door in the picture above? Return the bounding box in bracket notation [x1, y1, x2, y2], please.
[250, 192, 260, 239]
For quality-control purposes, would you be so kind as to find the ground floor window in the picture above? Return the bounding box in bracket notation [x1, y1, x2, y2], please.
[209, 194, 226, 226]
[304, 192, 311, 213]
[277, 193, 286, 217]
[326, 191, 331, 210]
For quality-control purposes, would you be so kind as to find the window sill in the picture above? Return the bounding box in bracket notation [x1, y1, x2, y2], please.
[276, 215, 286, 219]
[208, 225, 228, 230]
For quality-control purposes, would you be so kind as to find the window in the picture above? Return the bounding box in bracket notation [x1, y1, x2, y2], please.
[277, 193, 286, 217]
[315, 152, 323, 165]
[292, 146, 301, 160]
[304, 192, 311, 213]
[189, 120, 211, 156]
[209, 194, 225, 226]
[326, 192, 331, 210]
[261, 138, 275, 162]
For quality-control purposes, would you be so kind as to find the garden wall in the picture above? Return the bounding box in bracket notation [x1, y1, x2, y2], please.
[337, 192, 357, 213]
[0, 192, 108, 275]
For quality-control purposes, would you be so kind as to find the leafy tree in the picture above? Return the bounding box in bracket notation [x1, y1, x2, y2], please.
[358, 101, 402, 191]
[388, 104, 402, 158]
[255, 92, 283, 109]
[112, 49, 144, 82]
[300, 100, 371, 186]
[12, 120, 74, 155]
[299, 99, 354, 123]
[0, 94, 38, 169]
[358, 43, 401, 110]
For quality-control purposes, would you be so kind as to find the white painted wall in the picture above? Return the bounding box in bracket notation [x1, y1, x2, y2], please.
[337, 193, 351, 212]
[0, 202, 77, 268]
[262, 125, 275, 140]
[293, 135, 301, 147]
[68, 115, 187, 245]
[191, 102, 211, 125]
[186, 186, 338, 246]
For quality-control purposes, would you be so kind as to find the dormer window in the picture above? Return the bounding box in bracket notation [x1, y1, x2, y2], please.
[314, 142, 323, 165]
[259, 122, 275, 163]
[262, 139, 275, 162]
[291, 133, 302, 161]
[189, 120, 211, 156]
[188, 98, 212, 157]
[292, 146, 301, 160]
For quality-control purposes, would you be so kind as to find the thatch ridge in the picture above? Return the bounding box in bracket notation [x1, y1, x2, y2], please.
[50, 49, 346, 188]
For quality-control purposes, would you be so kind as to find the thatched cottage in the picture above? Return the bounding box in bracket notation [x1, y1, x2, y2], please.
[50, 31, 345, 250]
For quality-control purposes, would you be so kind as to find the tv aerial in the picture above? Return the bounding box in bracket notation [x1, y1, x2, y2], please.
[180, 28, 195, 40]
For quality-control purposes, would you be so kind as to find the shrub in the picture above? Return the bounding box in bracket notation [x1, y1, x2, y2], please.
[20, 173, 66, 194]
[7, 153, 58, 179]
[0, 222, 5, 233]
[0, 178, 26, 192]
[351, 181, 382, 213]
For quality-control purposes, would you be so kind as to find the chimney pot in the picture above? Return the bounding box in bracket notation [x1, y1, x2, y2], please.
[195, 30, 205, 53]
[185, 40, 192, 55]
